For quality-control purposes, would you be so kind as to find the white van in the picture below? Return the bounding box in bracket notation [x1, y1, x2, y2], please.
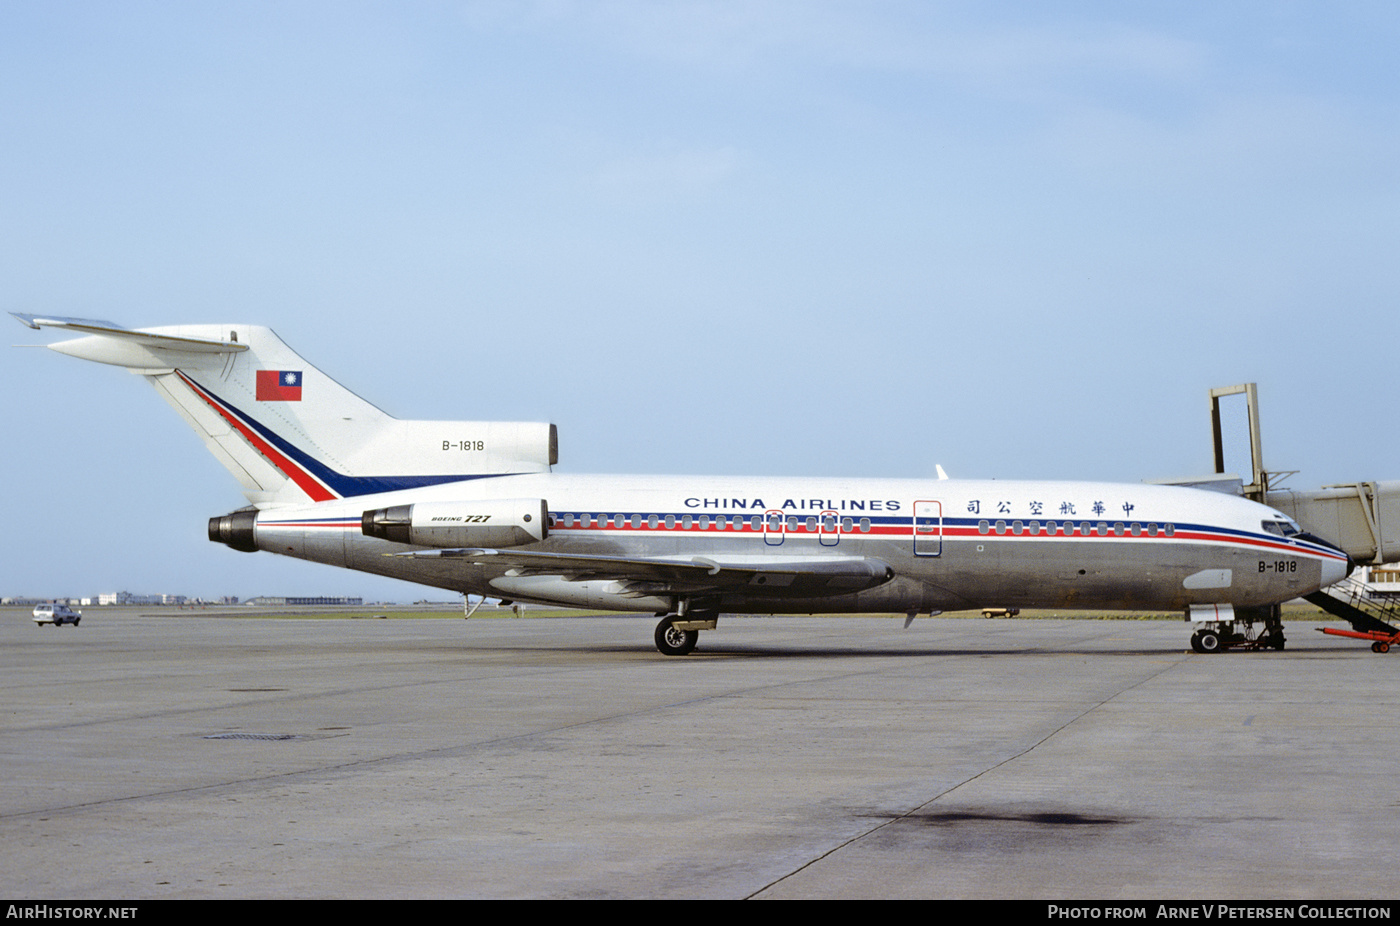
[33, 604, 81, 626]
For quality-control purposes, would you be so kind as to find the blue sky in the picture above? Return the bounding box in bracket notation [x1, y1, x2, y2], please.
[4, 2, 1398, 602]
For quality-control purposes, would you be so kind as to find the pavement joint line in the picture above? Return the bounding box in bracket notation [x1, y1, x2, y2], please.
[0, 651, 974, 823]
[747, 650, 1192, 898]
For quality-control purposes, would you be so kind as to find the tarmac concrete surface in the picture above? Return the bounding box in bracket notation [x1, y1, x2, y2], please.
[1, 609, 1396, 900]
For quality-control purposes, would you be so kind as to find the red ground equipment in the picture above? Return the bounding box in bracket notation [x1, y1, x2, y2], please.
[1317, 626, 1400, 653]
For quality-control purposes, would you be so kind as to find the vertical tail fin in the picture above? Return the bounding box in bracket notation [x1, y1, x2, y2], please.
[14, 315, 556, 507]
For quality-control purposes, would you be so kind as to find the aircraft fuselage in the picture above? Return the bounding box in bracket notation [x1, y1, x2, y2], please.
[248, 473, 1348, 616]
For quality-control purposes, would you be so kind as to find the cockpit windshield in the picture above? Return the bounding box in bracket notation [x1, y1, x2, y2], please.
[1262, 518, 1301, 538]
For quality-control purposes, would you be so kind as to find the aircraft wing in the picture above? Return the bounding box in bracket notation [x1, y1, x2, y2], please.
[392, 548, 895, 598]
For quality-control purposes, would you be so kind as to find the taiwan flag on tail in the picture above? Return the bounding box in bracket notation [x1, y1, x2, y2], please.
[256, 370, 303, 401]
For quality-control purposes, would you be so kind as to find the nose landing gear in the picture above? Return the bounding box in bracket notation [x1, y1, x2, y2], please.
[1187, 604, 1286, 653]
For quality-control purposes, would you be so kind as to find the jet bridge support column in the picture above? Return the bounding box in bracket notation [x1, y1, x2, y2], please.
[1210, 383, 1294, 502]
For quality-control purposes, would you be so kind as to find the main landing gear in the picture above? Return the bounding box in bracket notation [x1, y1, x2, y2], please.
[653, 611, 719, 656]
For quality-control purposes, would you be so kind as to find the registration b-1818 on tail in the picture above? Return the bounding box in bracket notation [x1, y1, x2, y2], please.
[14, 314, 1350, 655]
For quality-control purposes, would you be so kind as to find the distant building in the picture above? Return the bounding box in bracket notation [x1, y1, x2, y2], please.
[246, 596, 364, 606]
[98, 592, 164, 606]
[6, 592, 239, 607]
[1355, 565, 1400, 599]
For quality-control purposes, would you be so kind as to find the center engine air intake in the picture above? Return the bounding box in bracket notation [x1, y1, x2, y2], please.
[362, 498, 549, 548]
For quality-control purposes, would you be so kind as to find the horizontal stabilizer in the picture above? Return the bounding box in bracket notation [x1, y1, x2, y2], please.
[11, 314, 248, 355]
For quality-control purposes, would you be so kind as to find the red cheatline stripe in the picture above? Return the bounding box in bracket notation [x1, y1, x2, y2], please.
[176, 372, 337, 502]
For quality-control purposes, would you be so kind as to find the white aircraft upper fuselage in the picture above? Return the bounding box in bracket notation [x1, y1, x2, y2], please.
[16, 316, 1350, 654]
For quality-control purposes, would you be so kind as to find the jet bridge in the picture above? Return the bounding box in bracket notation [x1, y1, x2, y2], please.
[1266, 481, 1400, 566]
[1186, 384, 1400, 644]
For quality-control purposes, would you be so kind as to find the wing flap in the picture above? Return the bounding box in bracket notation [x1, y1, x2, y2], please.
[393, 547, 895, 597]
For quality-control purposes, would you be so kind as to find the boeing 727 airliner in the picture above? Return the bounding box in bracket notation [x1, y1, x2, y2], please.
[14, 315, 1350, 655]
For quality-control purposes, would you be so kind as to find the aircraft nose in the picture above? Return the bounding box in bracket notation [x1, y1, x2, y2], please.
[1320, 555, 1350, 589]
[1298, 531, 1351, 589]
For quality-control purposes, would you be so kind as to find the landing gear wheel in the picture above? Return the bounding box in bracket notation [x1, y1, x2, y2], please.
[1190, 631, 1205, 654]
[1196, 630, 1221, 653]
[654, 617, 698, 656]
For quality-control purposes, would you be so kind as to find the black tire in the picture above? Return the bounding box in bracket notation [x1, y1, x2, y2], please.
[73, 618, 79, 626]
[1379, 642, 1391, 654]
[654, 617, 698, 656]
[1196, 630, 1221, 653]
[1190, 632, 1205, 654]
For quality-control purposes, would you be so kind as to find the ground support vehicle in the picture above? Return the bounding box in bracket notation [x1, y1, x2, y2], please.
[1317, 625, 1400, 653]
